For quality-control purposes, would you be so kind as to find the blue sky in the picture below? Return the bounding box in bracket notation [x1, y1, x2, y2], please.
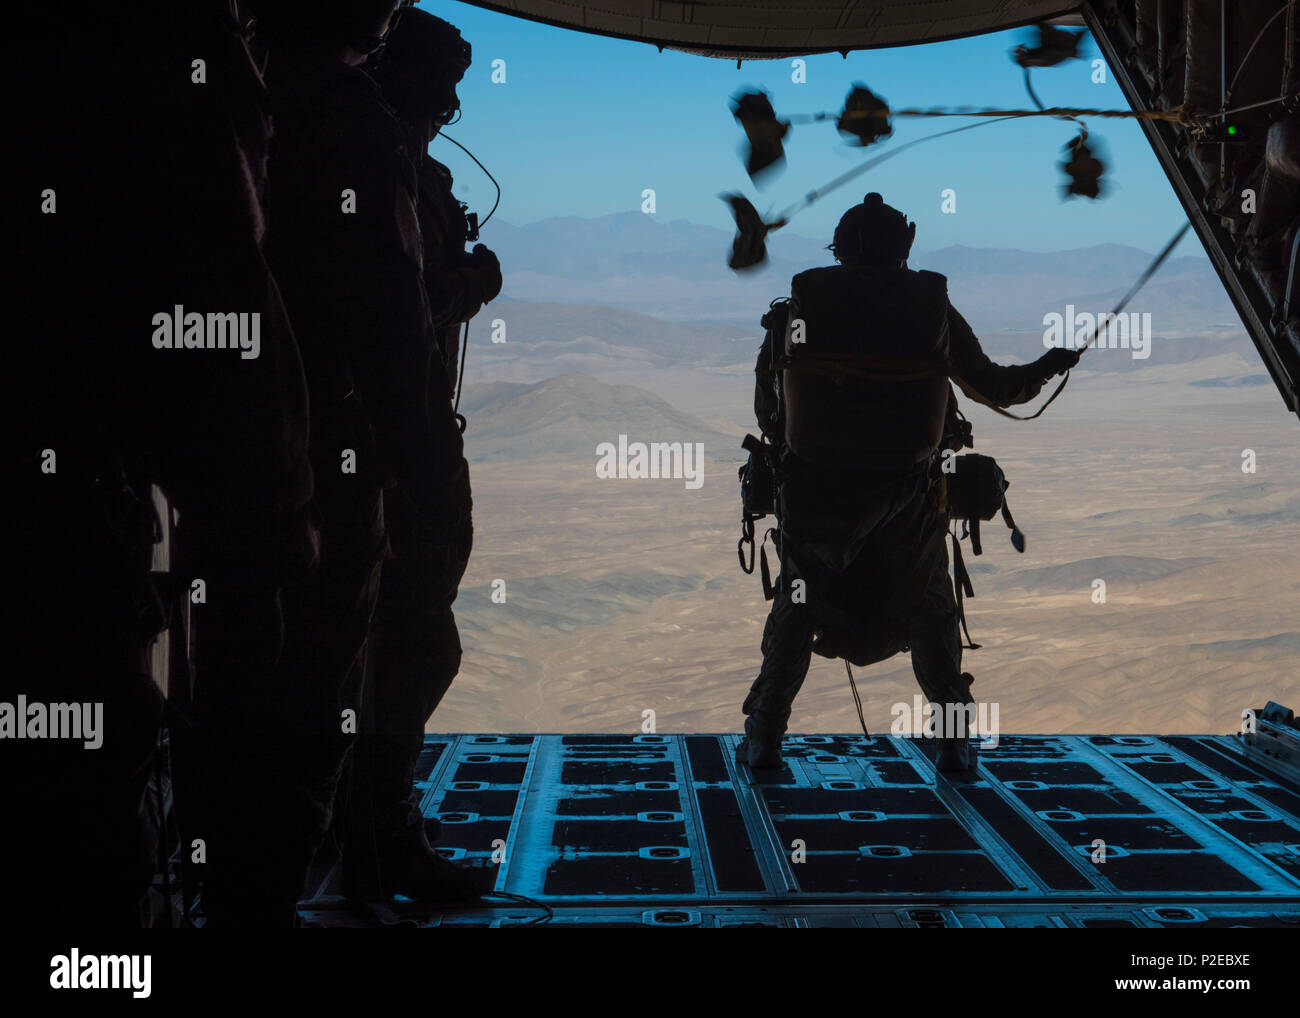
[423, 1, 1192, 255]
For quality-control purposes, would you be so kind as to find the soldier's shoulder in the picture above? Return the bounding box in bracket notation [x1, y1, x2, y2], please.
[908, 268, 950, 302]
[790, 264, 842, 292]
[271, 62, 402, 145]
[422, 154, 453, 178]
[792, 265, 840, 283]
[911, 267, 949, 287]
[420, 154, 455, 190]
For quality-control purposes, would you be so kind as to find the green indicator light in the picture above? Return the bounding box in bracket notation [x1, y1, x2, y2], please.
[1227, 125, 1238, 135]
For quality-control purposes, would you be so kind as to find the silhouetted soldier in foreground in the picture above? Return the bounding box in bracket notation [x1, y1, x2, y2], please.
[5, 0, 314, 927]
[228, 0, 448, 925]
[742, 193, 1078, 772]
[352, 8, 502, 904]
[376, 11, 502, 392]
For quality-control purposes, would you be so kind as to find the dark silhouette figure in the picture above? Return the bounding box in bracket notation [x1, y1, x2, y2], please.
[742, 193, 1078, 772]
[203, 0, 436, 926]
[351, 8, 502, 904]
[4, 0, 315, 927]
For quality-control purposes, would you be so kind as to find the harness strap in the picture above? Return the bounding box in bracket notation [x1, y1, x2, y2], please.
[777, 349, 1071, 423]
[774, 352, 949, 382]
[949, 529, 982, 650]
[1001, 497, 1026, 553]
[759, 527, 779, 601]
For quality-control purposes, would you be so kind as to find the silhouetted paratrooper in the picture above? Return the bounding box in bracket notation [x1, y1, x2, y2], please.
[742, 193, 1078, 772]
[352, 7, 503, 905]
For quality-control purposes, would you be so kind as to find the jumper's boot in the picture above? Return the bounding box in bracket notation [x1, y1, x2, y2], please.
[736, 716, 785, 769]
[934, 697, 977, 773]
[374, 816, 483, 904]
[936, 737, 973, 772]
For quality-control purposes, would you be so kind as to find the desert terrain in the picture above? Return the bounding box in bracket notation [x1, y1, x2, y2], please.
[432, 351, 1300, 737]
[422, 216, 1300, 736]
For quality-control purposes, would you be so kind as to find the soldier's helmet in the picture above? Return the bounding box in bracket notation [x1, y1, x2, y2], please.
[249, 0, 403, 54]
[372, 8, 472, 125]
[830, 192, 917, 265]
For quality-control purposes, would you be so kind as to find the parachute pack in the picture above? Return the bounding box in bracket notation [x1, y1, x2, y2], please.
[737, 296, 1027, 651]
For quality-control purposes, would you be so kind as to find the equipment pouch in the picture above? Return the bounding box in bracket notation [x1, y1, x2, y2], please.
[943, 452, 1025, 554]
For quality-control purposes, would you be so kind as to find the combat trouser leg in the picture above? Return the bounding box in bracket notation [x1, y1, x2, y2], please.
[741, 458, 918, 754]
[906, 534, 977, 771]
[344, 481, 480, 904]
[366, 542, 469, 839]
[193, 481, 385, 926]
[365, 480, 472, 840]
[741, 583, 817, 764]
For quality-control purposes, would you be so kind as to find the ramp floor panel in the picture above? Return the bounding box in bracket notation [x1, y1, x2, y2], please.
[299, 733, 1300, 927]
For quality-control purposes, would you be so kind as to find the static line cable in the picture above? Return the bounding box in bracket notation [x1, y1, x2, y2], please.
[1226, 2, 1295, 103]
[834, 98, 1296, 126]
[724, 116, 1027, 272]
[1022, 66, 1047, 115]
[962, 220, 1193, 423]
[772, 116, 1022, 225]
[1022, 65, 1088, 139]
[1078, 222, 1192, 353]
[786, 104, 1197, 126]
[486, 891, 555, 926]
[1213, 92, 1298, 120]
[845, 661, 871, 740]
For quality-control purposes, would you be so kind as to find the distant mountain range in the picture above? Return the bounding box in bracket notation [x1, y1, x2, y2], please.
[460, 372, 744, 463]
[1190, 374, 1271, 388]
[462, 301, 752, 377]
[479, 211, 1239, 334]
[462, 294, 1258, 389]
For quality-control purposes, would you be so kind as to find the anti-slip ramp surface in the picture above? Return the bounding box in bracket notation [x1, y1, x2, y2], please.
[300, 733, 1300, 927]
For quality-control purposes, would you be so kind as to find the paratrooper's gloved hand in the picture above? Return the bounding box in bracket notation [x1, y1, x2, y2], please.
[459, 243, 502, 304]
[1034, 346, 1081, 379]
